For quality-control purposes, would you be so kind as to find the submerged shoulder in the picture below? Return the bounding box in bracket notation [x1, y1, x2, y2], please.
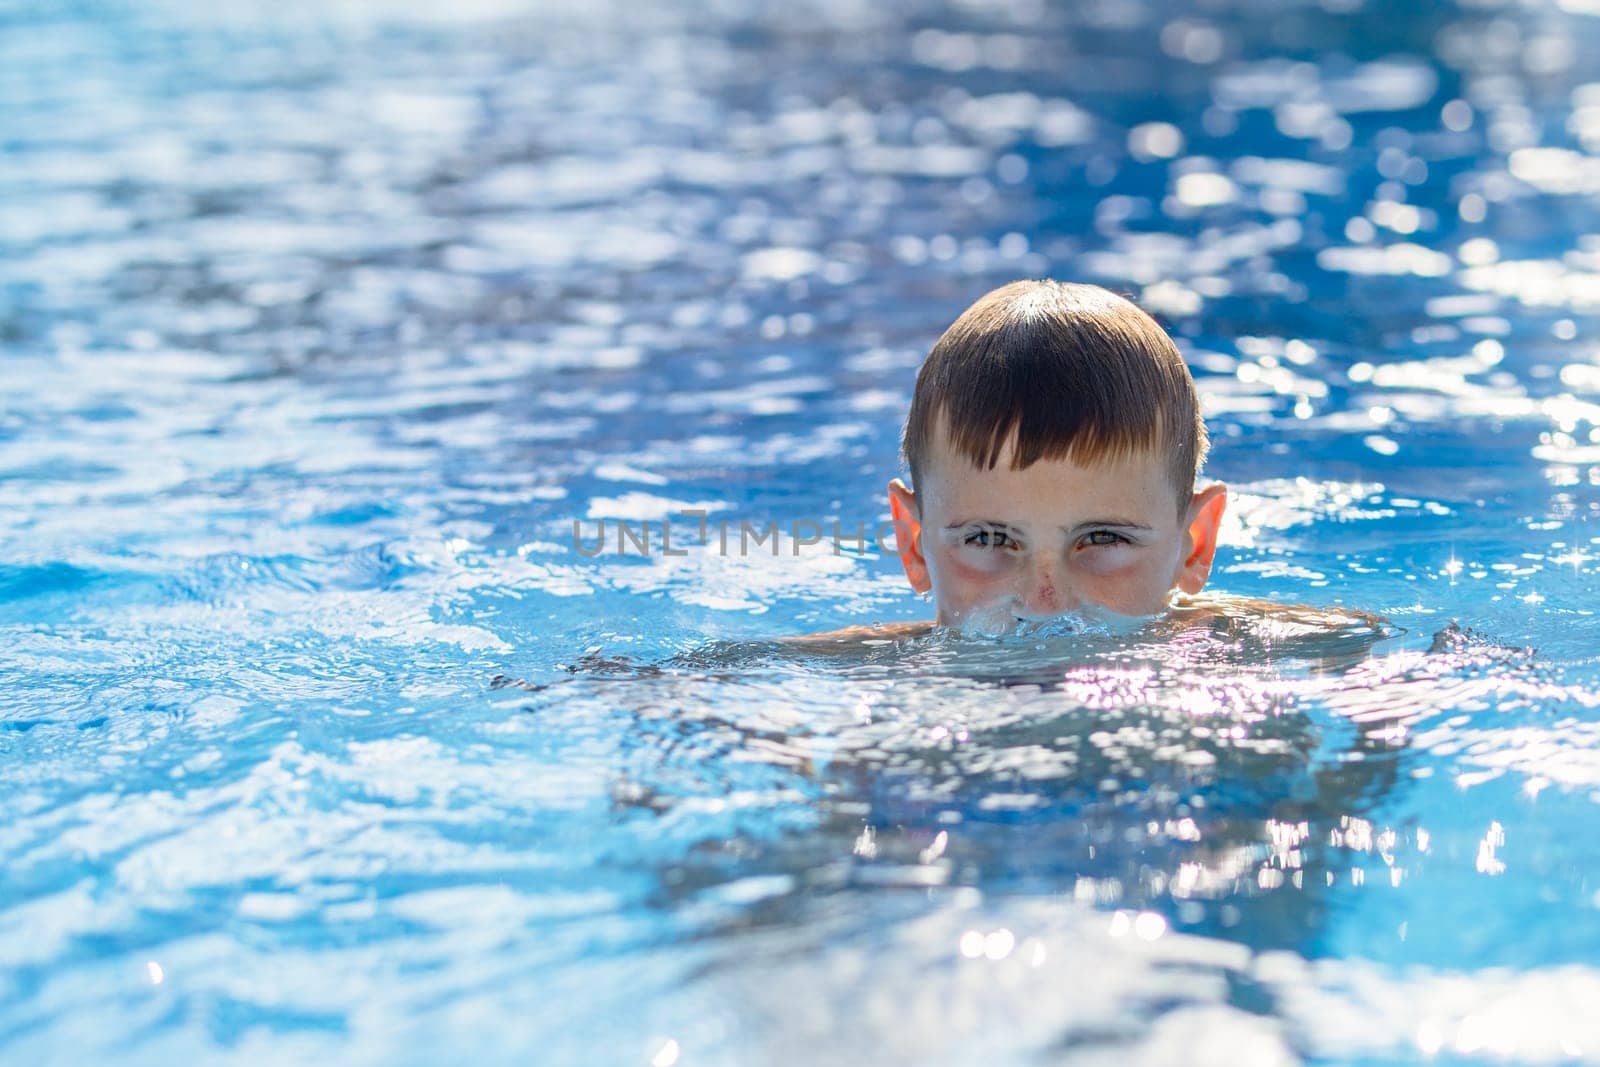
[1165, 592, 1390, 632]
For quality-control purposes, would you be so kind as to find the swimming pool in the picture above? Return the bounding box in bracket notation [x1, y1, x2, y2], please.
[4, 0, 1600, 1062]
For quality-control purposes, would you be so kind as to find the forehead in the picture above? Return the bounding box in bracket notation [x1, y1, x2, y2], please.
[919, 426, 1178, 522]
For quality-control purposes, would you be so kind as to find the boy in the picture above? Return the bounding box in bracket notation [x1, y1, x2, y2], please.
[794, 278, 1354, 644]
[489, 278, 1387, 694]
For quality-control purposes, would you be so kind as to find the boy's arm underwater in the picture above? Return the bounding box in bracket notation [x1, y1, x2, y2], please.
[780, 619, 937, 648]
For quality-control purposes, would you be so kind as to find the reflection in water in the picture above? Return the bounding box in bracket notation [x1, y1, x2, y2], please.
[533, 612, 1401, 939]
[490, 613, 1557, 1058]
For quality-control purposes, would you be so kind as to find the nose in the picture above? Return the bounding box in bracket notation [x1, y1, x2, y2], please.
[1018, 558, 1079, 618]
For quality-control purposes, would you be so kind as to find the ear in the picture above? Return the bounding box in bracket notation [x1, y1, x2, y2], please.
[887, 478, 931, 594]
[1176, 482, 1228, 595]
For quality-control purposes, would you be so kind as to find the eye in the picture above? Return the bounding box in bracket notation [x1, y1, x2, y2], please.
[964, 526, 1020, 549]
[1079, 530, 1129, 548]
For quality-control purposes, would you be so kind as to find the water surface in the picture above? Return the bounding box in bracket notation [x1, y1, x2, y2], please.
[5, 0, 1600, 1063]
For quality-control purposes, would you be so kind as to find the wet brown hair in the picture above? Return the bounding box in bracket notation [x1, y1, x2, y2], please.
[901, 279, 1207, 513]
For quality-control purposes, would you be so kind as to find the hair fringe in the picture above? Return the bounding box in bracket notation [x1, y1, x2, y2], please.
[902, 280, 1207, 511]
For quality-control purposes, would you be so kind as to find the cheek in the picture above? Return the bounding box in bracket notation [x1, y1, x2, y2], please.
[927, 546, 1018, 604]
[1075, 544, 1182, 607]
[1074, 546, 1144, 578]
[946, 545, 1023, 579]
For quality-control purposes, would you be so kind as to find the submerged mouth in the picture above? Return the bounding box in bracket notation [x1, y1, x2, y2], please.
[948, 601, 1157, 640]
[1014, 607, 1153, 639]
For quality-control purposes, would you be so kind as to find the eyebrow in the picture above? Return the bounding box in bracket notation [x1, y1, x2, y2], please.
[1064, 520, 1153, 534]
[941, 519, 1154, 534]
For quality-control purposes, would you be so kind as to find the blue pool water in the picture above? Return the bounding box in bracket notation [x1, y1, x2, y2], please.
[5, 0, 1600, 1062]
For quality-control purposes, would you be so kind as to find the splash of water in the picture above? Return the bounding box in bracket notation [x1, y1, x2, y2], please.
[941, 592, 1173, 644]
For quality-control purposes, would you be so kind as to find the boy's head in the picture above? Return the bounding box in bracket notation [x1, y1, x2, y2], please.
[888, 279, 1227, 627]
